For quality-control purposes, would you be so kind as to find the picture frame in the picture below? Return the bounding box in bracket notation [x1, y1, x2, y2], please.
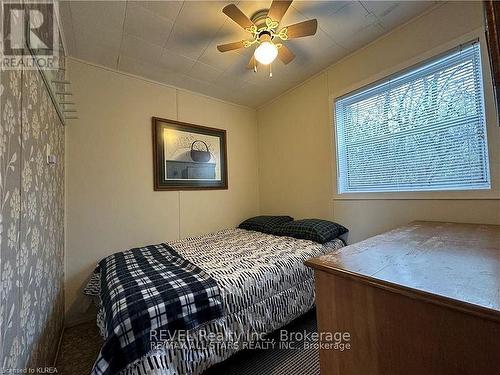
[152, 117, 228, 191]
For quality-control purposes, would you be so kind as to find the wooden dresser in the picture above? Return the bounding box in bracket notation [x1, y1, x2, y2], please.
[305, 221, 500, 375]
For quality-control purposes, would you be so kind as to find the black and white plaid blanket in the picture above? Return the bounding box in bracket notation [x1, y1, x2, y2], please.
[93, 243, 224, 375]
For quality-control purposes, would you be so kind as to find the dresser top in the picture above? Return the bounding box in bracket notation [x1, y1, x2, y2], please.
[306, 221, 500, 320]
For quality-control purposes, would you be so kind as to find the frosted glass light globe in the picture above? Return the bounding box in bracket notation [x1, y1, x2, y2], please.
[254, 42, 278, 65]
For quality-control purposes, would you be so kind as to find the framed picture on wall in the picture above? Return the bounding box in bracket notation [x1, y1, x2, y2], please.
[152, 117, 228, 190]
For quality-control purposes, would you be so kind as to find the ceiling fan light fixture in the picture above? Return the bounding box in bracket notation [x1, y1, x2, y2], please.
[218, 2, 318, 72]
[254, 41, 278, 65]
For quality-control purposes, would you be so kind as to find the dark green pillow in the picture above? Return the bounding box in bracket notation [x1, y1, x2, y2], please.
[273, 219, 348, 244]
[239, 215, 294, 234]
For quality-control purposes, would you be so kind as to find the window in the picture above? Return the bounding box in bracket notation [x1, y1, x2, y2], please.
[334, 42, 490, 194]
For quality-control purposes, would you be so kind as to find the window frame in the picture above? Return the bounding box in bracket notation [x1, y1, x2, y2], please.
[330, 35, 499, 201]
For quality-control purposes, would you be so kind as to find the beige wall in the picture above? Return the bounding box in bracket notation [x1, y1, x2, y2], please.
[258, 1, 500, 244]
[65, 59, 259, 322]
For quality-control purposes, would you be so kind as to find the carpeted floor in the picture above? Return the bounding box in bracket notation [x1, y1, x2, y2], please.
[56, 320, 103, 375]
[56, 310, 320, 375]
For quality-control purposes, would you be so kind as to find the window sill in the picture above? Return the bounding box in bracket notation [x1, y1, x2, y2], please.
[333, 190, 500, 201]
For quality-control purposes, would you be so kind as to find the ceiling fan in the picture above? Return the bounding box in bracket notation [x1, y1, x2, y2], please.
[217, 0, 318, 77]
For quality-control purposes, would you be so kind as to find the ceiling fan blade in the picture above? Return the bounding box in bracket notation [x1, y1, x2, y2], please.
[247, 55, 257, 70]
[278, 43, 295, 64]
[284, 19, 318, 39]
[223, 4, 254, 29]
[267, 0, 293, 23]
[217, 41, 245, 52]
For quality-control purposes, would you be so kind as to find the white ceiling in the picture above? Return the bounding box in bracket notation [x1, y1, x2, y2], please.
[59, 1, 437, 108]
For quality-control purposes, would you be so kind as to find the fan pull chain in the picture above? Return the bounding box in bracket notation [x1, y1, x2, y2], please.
[269, 63, 273, 78]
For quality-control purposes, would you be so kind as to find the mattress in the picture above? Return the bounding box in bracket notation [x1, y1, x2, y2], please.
[87, 228, 344, 374]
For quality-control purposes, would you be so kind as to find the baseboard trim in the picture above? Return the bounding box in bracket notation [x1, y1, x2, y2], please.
[53, 325, 65, 367]
[64, 315, 95, 328]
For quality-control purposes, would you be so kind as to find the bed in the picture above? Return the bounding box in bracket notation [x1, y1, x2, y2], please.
[84, 228, 345, 375]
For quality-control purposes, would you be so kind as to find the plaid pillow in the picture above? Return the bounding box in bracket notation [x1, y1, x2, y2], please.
[273, 219, 348, 244]
[239, 215, 294, 234]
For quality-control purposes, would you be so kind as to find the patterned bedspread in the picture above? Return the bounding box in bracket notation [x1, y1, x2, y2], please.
[93, 243, 223, 375]
[86, 228, 344, 375]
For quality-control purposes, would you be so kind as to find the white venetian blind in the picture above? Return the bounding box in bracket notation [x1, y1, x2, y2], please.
[334, 42, 490, 193]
